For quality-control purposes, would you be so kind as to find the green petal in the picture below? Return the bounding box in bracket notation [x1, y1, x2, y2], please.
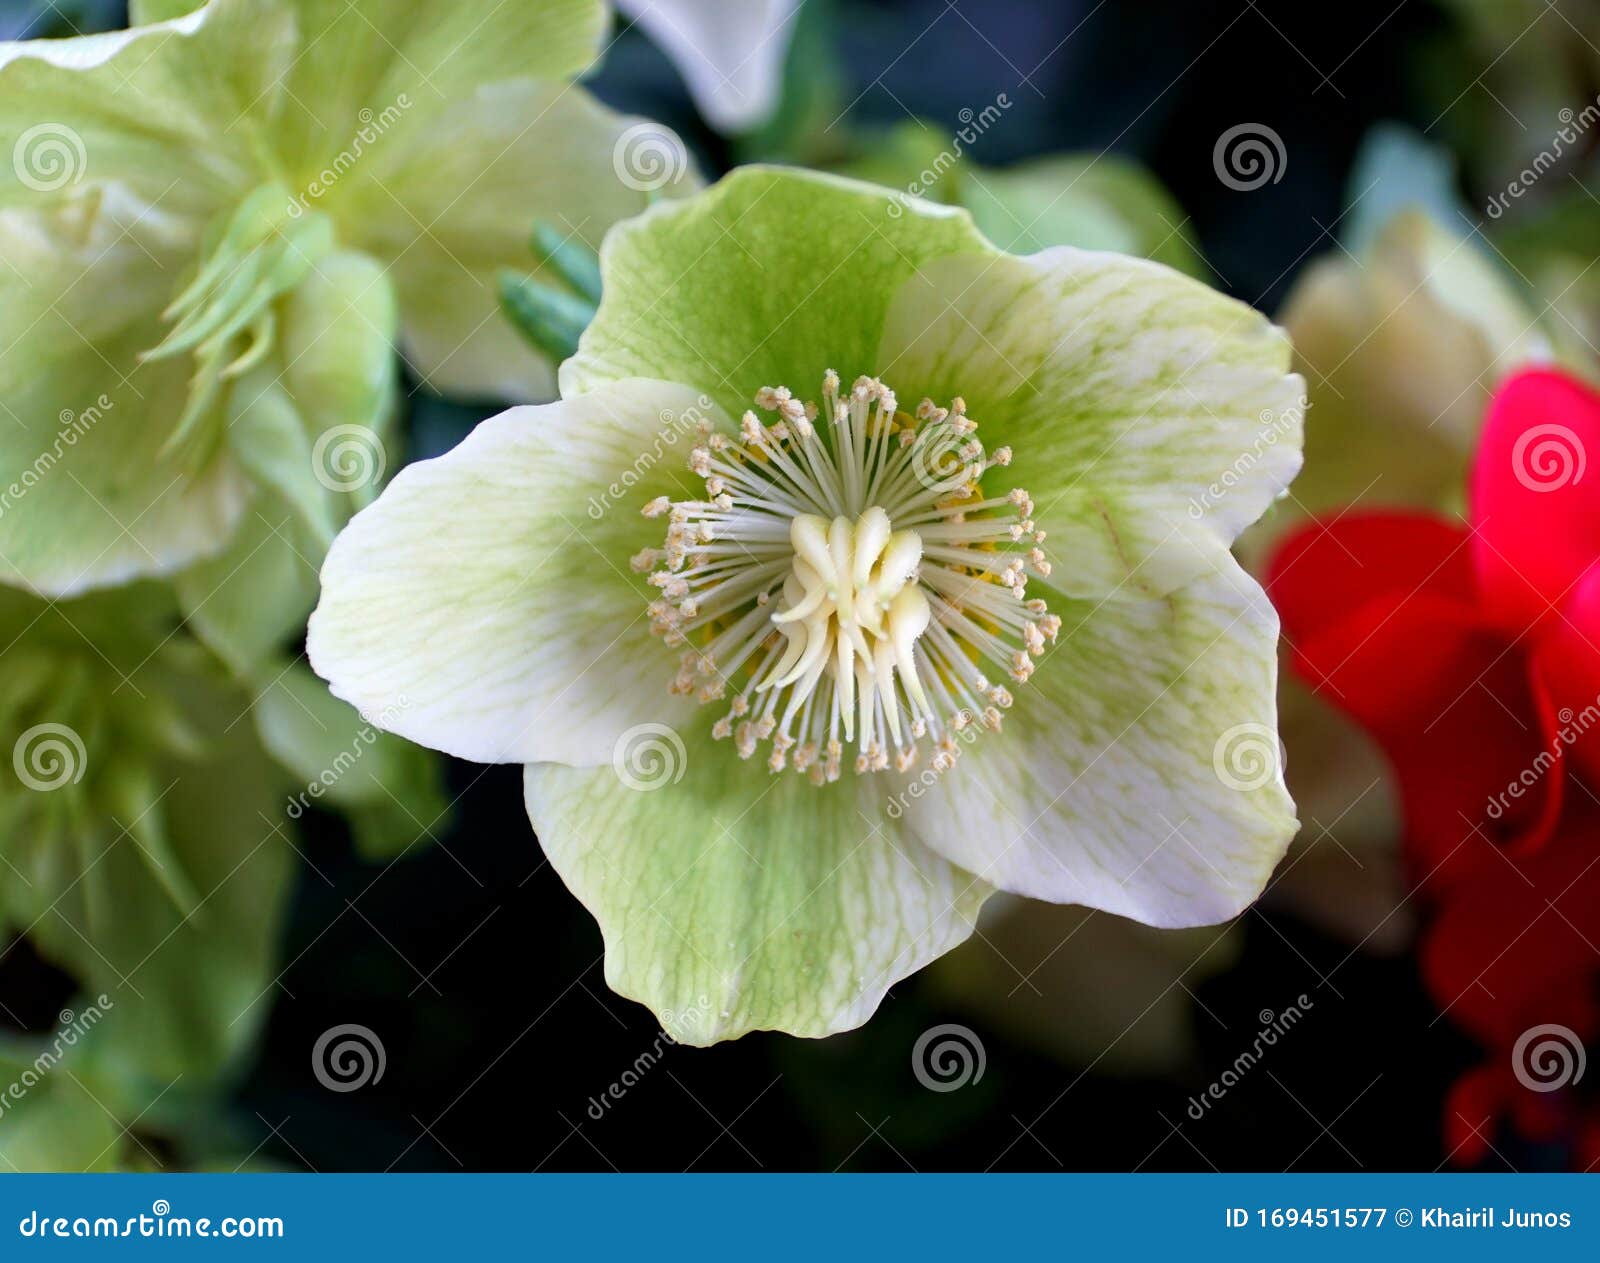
[0, 1062, 126, 1172]
[174, 504, 319, 678]
[252, 663, 447, 862]
[264, 0, 607, 181]
[562, 166, 997, 420]
[960, 154, 1208, 277]
[6, 634, 294, 1080]
[900, 561, 1297, 926]
[524, 750, 990, 1044]
[0, 187, 251, 595]
[309, 381, 722, 766]
[877, 247, 1304, 598]
[338, 84, 689, 401]
[278, 249, 399, 446]
[0, 1, 289, 215]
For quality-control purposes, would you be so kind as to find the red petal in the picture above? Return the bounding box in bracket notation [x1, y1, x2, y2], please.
[1265, 511, 1475, 647]
[1443, 1065, 1509, 1167]
[1420, 811, 1600, 1049]
[1293, 590, 1558, 881]
[1532, 563, 1600, 787]
[1470, 368, 1600, 634]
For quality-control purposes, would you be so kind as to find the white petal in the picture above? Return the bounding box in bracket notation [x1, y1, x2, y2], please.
[617, 0, 801, 133]
[900, 558, 1297, 927]
[308, 380, 724, 766]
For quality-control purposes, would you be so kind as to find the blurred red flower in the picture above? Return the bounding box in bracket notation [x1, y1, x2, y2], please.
[1264, 367, 1600, 1166]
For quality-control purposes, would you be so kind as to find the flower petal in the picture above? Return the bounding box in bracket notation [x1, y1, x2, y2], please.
[0, 0, 285, 213]
[264, 0, 607, 178]
[960, 154, 1207, 276]
[1266, 513, 1563, 878]
[524, 751, 990, 1044]
[0, 186, 251, 595]
[616, 0, 801, 133]
[336, 82, 687, 401]
[309, 380, 723, 766]
[1532, 562, 1600, 787]
[900, 561, 1296, 926]
[562, 167, 997, 419]
[1470, 367, 1600, 633]
[878, 248, 1303, 598]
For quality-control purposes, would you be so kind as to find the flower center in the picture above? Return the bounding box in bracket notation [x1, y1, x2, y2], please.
[640, 373, 1057, 784]
[142, 184, 334, 471]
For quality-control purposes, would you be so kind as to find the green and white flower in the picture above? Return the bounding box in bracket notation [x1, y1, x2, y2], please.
[0, 584, 291, 1079]
[310, 167, 1303, 1044]
[0, 0, 689, 674]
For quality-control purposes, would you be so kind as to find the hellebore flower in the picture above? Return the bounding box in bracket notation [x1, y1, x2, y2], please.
[1265, 366, 1600, 1164]
[310, 167, 1304, 1043]
[0, 584, 292, 1078]
[0, 0, 686, 671]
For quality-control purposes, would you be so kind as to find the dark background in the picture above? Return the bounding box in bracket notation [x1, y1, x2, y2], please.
[5, 0, 1510, 1171]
